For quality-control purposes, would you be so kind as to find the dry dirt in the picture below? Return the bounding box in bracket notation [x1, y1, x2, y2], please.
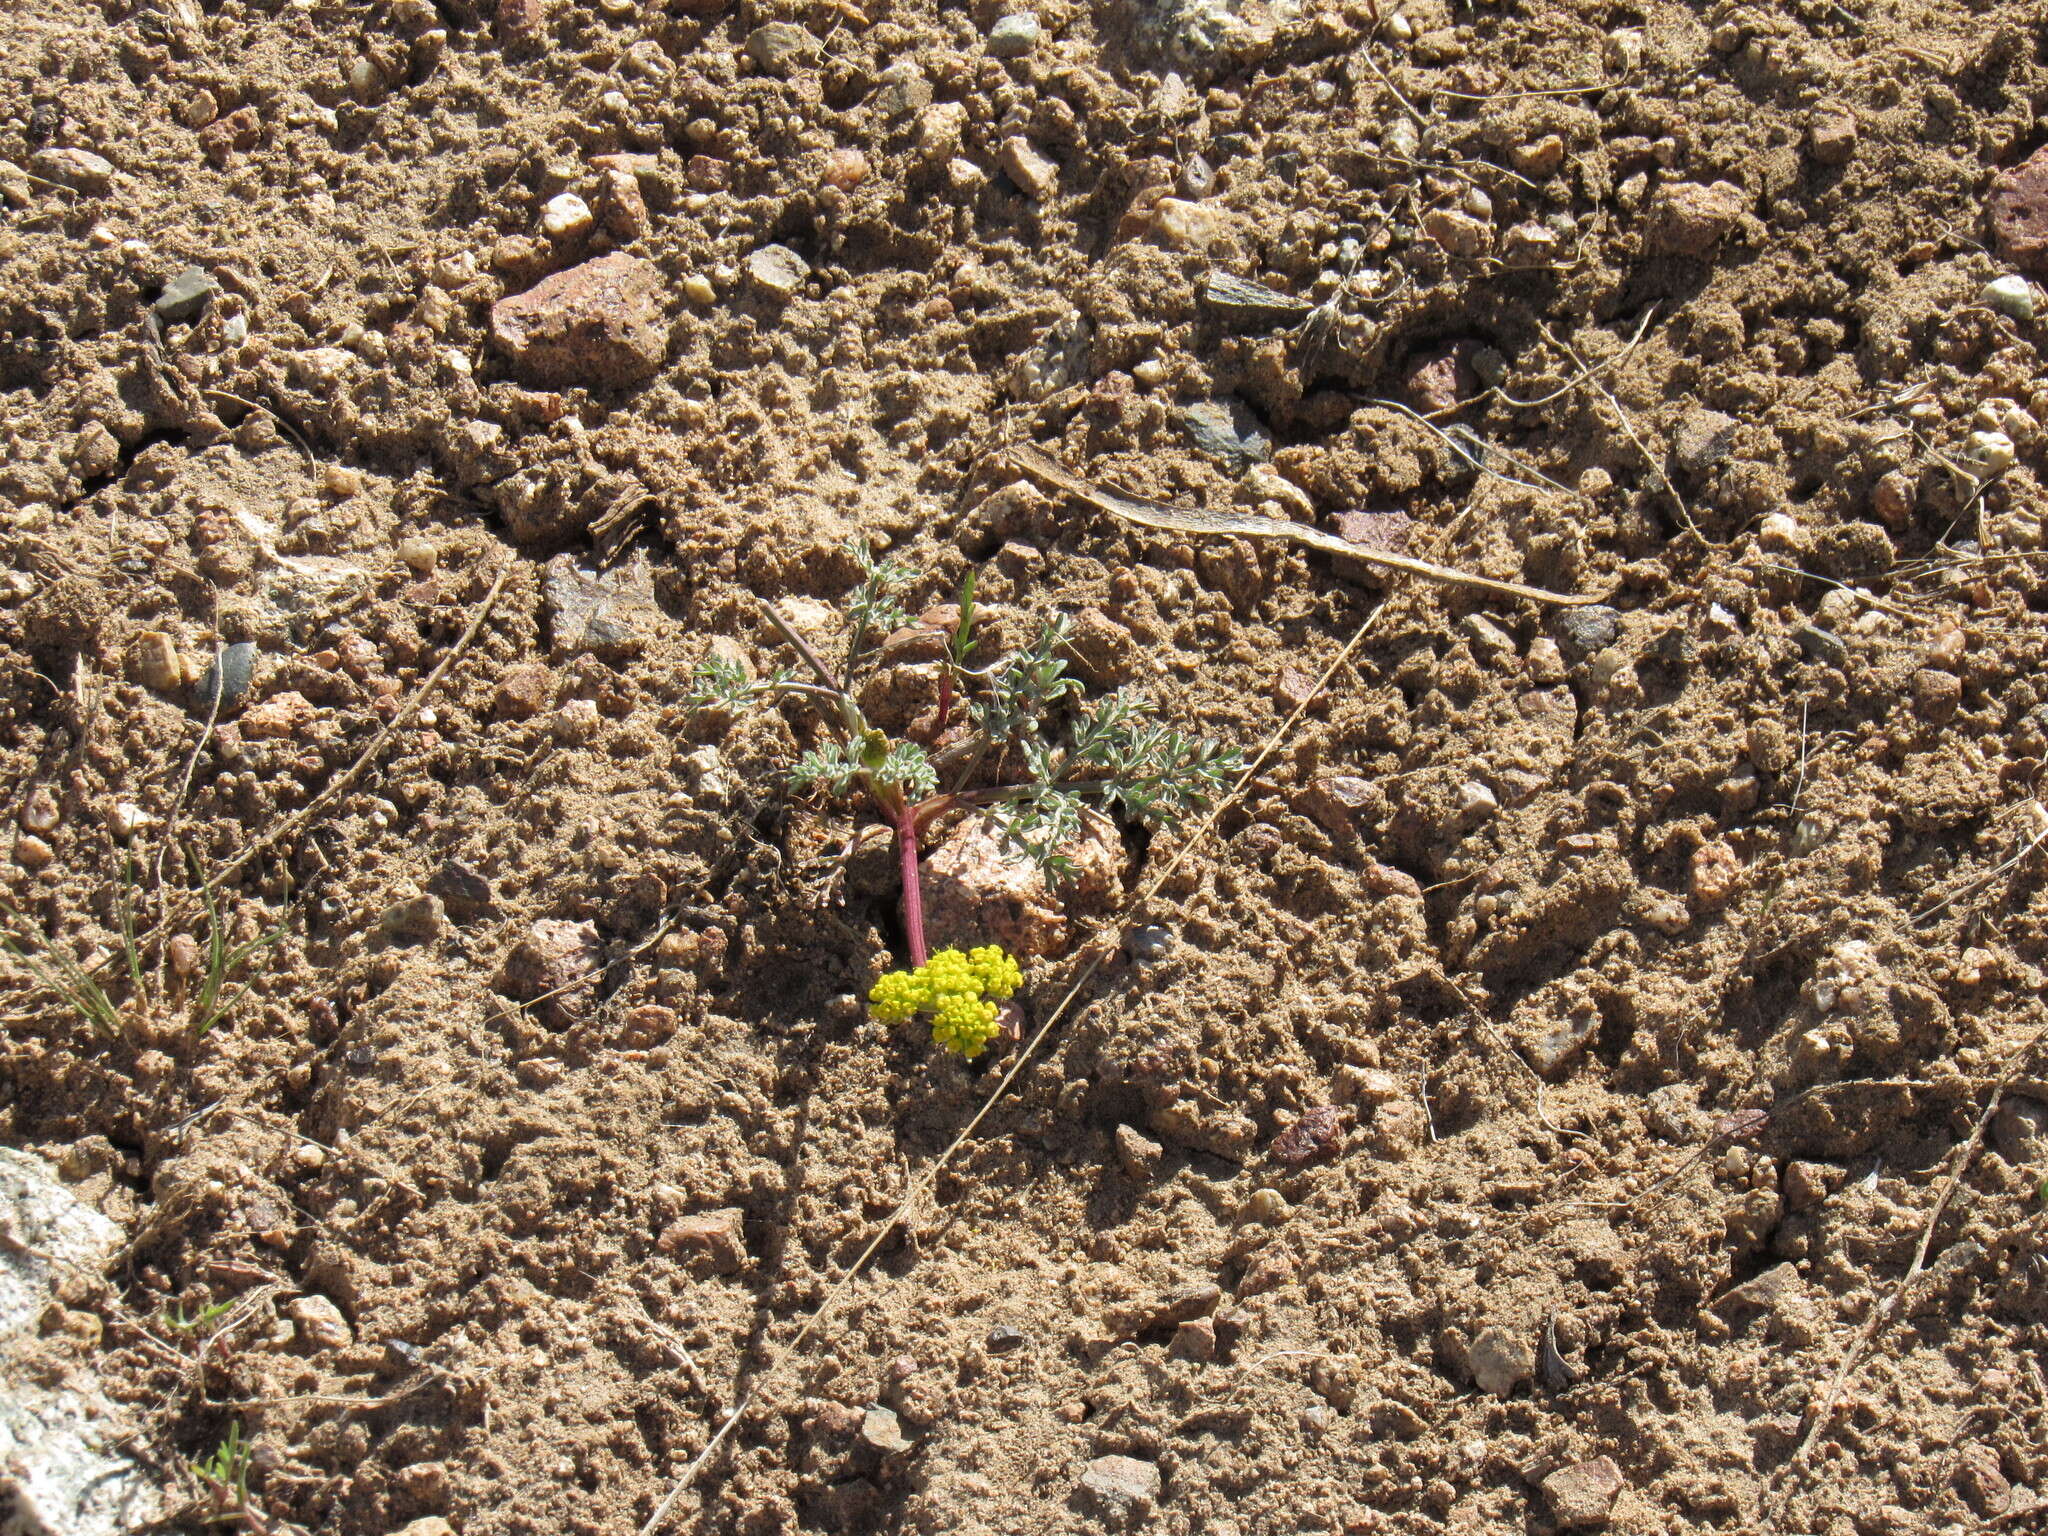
[5, 0, 2048, 1533]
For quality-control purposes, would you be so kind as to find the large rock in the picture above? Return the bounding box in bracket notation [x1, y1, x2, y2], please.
[2, 1149, 166, 1535]
[1990, 146, 2048, 275]
[1077, 1455, 1161, 1523]
[489, 253, 668, 389]
[921, 810, 1122, 960]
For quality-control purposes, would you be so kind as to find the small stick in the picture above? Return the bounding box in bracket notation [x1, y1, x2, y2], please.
[143, 559, 513, 944]
[1786, 1018, 2048, 1468]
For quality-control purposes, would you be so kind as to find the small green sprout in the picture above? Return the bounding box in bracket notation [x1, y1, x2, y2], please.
[0, 858, 287, 1041]
[162, 1297, 236, 1334]
[869, 944, 1022, 1059]
[193, 1421, 253, 1519]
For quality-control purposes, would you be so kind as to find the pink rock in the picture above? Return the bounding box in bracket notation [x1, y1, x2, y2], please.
[1540, 1455, 1625, 1528]
[240, 690, 314, 739]
[1402, 339, 1482, 415]
[495, 917, 603, 1027]
[1990, 146, 2048, 275]
[921, 811, 1122, 959]
[657, 1208, 746, 1273]
[1644, 180, 1748, 256]
[488, 253, 668, 389]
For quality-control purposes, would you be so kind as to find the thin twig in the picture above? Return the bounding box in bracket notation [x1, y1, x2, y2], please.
[1786, 1018, 2048, 1468]
[143, 560, 514, 945]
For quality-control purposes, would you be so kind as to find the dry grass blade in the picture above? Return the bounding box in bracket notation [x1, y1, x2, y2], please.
[1784, 1017, 2048, 1472]
[1007, 446, 1605, 607]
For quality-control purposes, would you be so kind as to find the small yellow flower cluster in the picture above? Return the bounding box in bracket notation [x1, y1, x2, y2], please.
[867, 944, 1022, 1059]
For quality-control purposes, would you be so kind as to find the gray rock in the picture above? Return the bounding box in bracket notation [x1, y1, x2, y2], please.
[872, 60, 932, 119]
[987, 12, 1041, 55]
[1078, 1454, 1162, 1522]
[1525, 1013, 1598, 1078]
[543, 552, 661, 660]
[195, 640, 256, 712]
[429, 858, 495, 921]
[1115, 1123, 1164, 1180]
[153, 266, 217, 325]
[1793, 624, 1847, 668]
[1553, 605, 1619, 662]
[379, 893, 445, 944]
[1127, 926, 1174, 961]
[1467, 1323, 1533, 1396]
[1712, 1260, 1804, 1317]
[1994, 1096, 2048, 1168]
[1670, 407, 1738, 475]
[745, 22, 818, 73]
[1179, 396, 1271, 466]
[1137, 0, 1292, 81]
[985, 1324, 1027, 1353]
[747, 243, 811, 298]
[2, 1148, 167, 1535]
[28, 147, 115, 193]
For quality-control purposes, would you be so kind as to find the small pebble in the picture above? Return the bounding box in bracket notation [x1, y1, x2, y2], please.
[397, 537, 438, 574]
[985, 1325, 1027, 1353]
[682, 272, 716, 305]
[747, 243, 810, 298]
[1240, 1187, 1288, 1225]
[998, 136, 1059, 200]
[1127, 925, 1174, 961]
[541, 192, 593, 240]
[1757, 513, 1802, 552]
[13, 834, 52, 872]
[18, 788, 59, 834]
[822, 147, 870, 190]
[987, 12, 1041, 57]
[1963, 429, 2016, 478]
[1980, 274, 2036, 321]
[109, 802, 152, 841]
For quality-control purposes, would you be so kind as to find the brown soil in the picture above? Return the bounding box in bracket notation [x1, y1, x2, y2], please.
[5, 0, 2048, 1533]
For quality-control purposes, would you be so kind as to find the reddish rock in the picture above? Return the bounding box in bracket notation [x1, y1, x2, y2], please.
[1644, 180, 1747, 256]
[488, 253, 668, 389]
[492, 662, 552, 720]
[1541, 1456, 1625, 1528]
[596, 168, 648, 242]
[495, 918, 603, 1027]
[657, 1208, 747, 1273]
[1402, 339, 1482, 415]
[1990, 146, 2048, 275]
[686, 154, 731, 191]
[240, 691, 314, 739]
[197, 107, 261, 164]
[1270, 1104, 1347, 1166]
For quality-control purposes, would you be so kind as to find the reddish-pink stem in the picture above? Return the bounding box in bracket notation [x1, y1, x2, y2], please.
[934, 670, 954, 736]
[894, 803, 928, 967]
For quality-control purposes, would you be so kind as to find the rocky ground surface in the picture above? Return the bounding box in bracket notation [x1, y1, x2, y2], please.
[5, 0, 2048, 1533]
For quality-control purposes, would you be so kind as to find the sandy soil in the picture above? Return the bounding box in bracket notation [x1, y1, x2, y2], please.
[4, 0, 2048, 1532]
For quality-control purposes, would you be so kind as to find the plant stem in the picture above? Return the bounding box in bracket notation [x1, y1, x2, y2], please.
[893, 802, 929, 967]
